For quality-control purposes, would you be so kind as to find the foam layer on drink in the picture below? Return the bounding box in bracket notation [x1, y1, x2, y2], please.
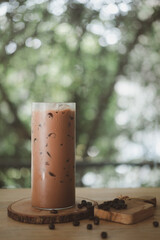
[31, 104, 75, 209]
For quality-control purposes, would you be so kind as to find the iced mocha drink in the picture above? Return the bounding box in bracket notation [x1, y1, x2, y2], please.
[31, 103, 75, 209]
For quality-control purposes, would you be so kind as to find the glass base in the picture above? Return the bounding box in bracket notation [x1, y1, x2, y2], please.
[33, 204, 75, 211]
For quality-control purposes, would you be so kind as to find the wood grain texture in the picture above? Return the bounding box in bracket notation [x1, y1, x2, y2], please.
[94, 197, 156, 224]
[7, 197, 95, 224]
[1, 188, 160, 240]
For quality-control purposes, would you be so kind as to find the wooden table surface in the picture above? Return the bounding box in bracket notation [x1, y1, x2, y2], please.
[0, 188, 160, 240]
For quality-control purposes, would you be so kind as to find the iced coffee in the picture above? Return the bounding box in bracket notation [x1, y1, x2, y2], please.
[31, 103, 75, 209]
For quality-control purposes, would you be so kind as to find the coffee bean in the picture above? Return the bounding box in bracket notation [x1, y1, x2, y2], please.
[123, 204, 127, 209]
[89, 215, 94, 220]
[87, 224, 92, 230]
[153, 221, 159, 227]
[50, 209, 58, 214]
[94, 217, 100, 225]
[86, 201, 93, 209]
[103, 206, 110, 211]
[87, 202, 92, 207]
[101, 231, 108, 239]
[113, 198, 119, 202]
[119, 199, 125, 204]
[77, 203, 83, 209]
[81, 200, 87, 206]
[49, 223, 55, 229]
[73, 220, 80, 226]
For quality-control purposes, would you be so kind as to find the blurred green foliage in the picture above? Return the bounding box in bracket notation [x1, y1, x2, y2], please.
[0, 0, 160, 188]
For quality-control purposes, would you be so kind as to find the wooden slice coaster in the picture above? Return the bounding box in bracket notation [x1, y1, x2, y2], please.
[8, 197, 96, 224]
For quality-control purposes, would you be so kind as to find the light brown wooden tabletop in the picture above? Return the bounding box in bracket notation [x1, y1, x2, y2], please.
[0, 188, 160, 240]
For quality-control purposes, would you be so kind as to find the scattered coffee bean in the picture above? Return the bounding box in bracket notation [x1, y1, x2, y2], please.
[87, 202, 92, 207]
[123, 204, 127, 209]
[86, 201, 93, 209]
[94, 217, 100, 225]
[77, 203, 83, 209]
[87, 224, 92, 230]
[113, 198, 119, 202]
[101, 231, 108, 239]
[81, 200, 87, 207]
[81, 200, 86, 205]
[50, 209, 58, 214]
[34, 138, 37, 142]
[49, 223, 55, 229]
[153, 221, 159, 227]
[89, 215, 94, 220]
[73, 220, 80, 226]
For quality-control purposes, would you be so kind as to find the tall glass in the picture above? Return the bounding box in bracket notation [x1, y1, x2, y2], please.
[31, 102, 76, 210]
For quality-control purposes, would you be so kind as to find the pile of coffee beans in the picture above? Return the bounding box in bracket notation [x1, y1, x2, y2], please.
[98, 198, 127, 211]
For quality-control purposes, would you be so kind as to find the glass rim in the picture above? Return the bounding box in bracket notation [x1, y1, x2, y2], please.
[32, 102, 76, 104]
[32, 102, 76, 111]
